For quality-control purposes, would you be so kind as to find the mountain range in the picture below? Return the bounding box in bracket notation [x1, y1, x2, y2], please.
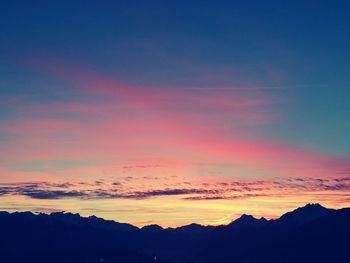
[0, 203, 349, 263]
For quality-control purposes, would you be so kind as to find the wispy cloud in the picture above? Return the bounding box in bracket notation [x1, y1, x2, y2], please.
[1, 177, 349, 201]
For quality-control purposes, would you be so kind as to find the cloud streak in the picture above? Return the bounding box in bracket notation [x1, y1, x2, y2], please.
[1, 177, 349, 201]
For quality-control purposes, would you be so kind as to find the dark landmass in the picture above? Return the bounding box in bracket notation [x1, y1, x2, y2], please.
[1, 203, 349, 263]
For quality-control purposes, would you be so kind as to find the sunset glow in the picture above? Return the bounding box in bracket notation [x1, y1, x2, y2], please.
[1, 1, 349, 227]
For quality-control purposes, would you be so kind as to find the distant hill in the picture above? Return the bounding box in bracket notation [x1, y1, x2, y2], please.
[0, 203, 349, 263]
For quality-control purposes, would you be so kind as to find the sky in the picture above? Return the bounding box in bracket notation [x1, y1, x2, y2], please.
[0, 1, 350, 227]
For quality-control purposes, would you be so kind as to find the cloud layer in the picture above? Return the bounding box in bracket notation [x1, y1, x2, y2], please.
[1, 176, 350, 201]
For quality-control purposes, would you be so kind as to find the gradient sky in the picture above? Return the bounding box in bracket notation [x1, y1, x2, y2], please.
[1, 1, 350, 227]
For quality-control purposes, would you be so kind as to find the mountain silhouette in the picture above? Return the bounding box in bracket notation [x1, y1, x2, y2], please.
[273, 203, 334, 227]
[0, 203, 349, 263]
[142, 224, 164, 232]
[228, 214, 268, 228]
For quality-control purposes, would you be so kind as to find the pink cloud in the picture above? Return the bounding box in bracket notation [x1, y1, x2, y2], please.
[1, 60, 349, 183]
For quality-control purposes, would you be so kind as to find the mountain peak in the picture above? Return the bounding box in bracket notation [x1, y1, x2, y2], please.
[276, 203, 333, 226]
[228, 214, 268, 228]
[175, 223, 207, 233]
[142, 224, 163, 232]
[291, 203, 329, 214]
[240, 214, 254, 219]
[304, 203, 324, 208]
[237, 214, 267, 222]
